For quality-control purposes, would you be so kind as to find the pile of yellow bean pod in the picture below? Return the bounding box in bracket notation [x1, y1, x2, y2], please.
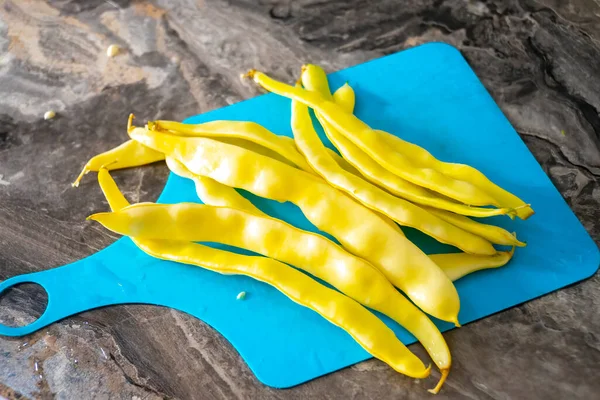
[73, 64, 532, 394]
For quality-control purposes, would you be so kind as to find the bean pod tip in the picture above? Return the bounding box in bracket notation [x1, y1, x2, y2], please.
[72, 167, 89, 188]
[243, 69, 258, 82]
[127, 114, 136, 133]
[427, 368, 449, 395]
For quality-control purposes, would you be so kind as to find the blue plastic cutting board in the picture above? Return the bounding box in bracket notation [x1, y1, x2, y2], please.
[1, 43, 598, 388]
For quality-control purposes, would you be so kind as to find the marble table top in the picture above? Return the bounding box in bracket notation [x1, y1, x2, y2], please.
[0, 1, 599, 399]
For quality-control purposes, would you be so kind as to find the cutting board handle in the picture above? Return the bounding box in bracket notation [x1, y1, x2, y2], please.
[0, 270, 56, 336]
[0, 238, 155, 336]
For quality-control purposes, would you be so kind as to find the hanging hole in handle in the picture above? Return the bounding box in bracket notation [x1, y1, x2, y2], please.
[0, 282, 48, 328]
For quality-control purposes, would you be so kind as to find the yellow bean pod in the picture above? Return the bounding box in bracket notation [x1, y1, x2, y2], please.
[423, 207, 526, 247]
[166, 156, 265, 216]
[319, 121, 514, 218]
[430, 247, 515, 282]
[300, 65, 517, 217]
[128, 124, 461, 325]
[325, 78, 520, 218]
[150, 120, 314, 173]
[152, 118, 361, 177]
[95, 169, 431, 380]
[249, 69, 500, 207]
[314, 68, 532, 220]
[145, 239, 434, 378]
[169, 151, 401, 236]
[332, 82, 356, 113]
[90, 201, 451, 374]
[291, 83, 496, 255]
[146, 239, 433, 378]
[98, 168, 131, 211]
[376, 130, 534, 219]
[72, 139, 165, 187]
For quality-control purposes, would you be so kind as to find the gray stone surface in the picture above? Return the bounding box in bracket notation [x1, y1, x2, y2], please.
[0, 0, 599, 399]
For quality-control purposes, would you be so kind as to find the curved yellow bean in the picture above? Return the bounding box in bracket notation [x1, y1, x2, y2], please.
[301, 65, 335, 102]
[146, 239, 433, 378]
[98, 168, 131, 211]
[249, 69, 499, 207]
[430, 247, 515, 282]
[153, 118, 361, 177]
[95, 169, 430, 380]
[333, 82, 355, 113]
[321, 121, 514, 218]
[423, 207, 526, 247]
[151, 120, 313, 173]
[168, 154, 390, 242]
[321, 71, 532, 219]
[91, 202, 451, 374]
[292, 84, 495, 255]
[128, 124, 461, 325]
[72, 140, 164, 187]
[146, 239, 432, 378]
[300, 66, 517, 217]
[166, 156, 265, 215]
[158, 121, 400, 235]
[376, 130, 534, 219]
